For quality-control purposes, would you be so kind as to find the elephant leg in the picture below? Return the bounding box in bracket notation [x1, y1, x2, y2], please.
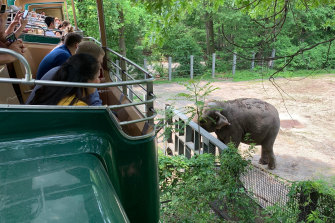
[260, 139, 276, 170]
[259, 148, 269, 165]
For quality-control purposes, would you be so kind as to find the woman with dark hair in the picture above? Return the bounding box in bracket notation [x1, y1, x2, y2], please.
[29, 54, 100, 106]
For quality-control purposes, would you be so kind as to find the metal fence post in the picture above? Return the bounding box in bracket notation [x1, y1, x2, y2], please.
[146, 78, 154, 125]
[251, 52, 255, 70]
[190, 55, 194, 79]
[120, 58, 127, 96]
[212, 53, 216, 78]
[168, 57, 172, 81]
[262, 57, 264, 73]
[232, 52, 237, 76]
[269, 48, 276, 68]
[144, 58, 147, 79]
[128, 85, 133, 101]
[116, 60, 120, 82]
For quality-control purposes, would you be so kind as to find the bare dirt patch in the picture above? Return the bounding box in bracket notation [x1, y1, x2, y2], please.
[154, 74, 335, 181]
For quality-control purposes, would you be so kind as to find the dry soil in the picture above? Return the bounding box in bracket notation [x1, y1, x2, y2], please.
[154, 74, 335, 182]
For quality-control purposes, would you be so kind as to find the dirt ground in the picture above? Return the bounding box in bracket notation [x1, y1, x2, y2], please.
[153, 74, 335, 182]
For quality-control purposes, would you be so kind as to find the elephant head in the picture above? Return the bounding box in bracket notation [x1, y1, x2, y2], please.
[197, 102, 231, 132]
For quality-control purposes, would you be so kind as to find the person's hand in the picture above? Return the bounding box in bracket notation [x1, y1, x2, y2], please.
[12, 11, 22, 25]
[19, 17, 28, 28]
[8, 39, 26, 54]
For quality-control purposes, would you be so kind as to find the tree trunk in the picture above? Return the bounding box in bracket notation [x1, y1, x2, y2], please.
[118, 9, 126, 57]
[205, 11, 215, 58]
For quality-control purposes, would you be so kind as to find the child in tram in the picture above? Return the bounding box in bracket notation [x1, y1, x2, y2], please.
[29, 54, 100, 106]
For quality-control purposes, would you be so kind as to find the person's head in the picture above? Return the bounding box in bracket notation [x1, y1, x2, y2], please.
[62, 21, 71, 28]
[75, 41, 105, 65]
[30, 54, 100, 105]
[64, 32, 83, 53]
[45, 16, 55, 29]
[54, 17, 61, 27]
[61, 21, 73, 33]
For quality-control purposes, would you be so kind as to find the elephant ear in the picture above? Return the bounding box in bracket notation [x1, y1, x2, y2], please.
[214, 111, 230, 129]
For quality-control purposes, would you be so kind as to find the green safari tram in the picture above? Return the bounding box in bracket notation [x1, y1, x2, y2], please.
[0, 0, 159, 222]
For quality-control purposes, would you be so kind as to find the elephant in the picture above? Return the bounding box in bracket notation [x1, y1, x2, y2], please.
[197, 98, 280, 169]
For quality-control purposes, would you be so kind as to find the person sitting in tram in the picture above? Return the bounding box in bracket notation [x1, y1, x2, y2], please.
[0, 10, 27, 64]
[44, 16, 56, 37]
[57, 20, 73, 37]
[36, 32, 83, 79]
[29, 54, 100, 106]
[54, 17, 62, 28]
[26, 41, 104, 106]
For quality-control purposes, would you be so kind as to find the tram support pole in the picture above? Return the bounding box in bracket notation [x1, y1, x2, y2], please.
[70, 0, 78, 31]
[64, 1, 69, 21]
[96, 0, 111, 82]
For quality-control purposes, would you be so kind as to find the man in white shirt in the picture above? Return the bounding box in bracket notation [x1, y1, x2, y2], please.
[44, 16, 56, 37]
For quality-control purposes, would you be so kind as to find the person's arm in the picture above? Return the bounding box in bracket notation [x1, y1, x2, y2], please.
[5, 12, 21, 36]
[0, 54, 16, 64]
[14, 17, 28, 39]
[0, 40, 26, 65]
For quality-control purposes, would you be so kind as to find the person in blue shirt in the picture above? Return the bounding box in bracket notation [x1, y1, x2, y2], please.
[26, 41, 104, 106]
[36, 32, 82, 80]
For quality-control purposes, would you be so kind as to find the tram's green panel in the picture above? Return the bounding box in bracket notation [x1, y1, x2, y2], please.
[0, 154, 129, 223]
[20, 34, 61, 44]
[0, 108, 159, 223]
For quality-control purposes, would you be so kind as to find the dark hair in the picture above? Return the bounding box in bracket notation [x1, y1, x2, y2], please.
[64, 32, 83, 47]
[44, 16, 54, 27]
[30, 54, 99, 105]
[62, 21, 71, 27]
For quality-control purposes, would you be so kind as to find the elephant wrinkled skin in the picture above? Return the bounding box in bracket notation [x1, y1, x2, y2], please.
[198, 98, 280, 169]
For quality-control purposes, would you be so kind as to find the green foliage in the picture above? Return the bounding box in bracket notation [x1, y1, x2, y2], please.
[159, 143, 257, 222]
[71, 0, 335, 75]
[160, 23, 205, 77]
[159, 153, 223, 222]
[290, 180, 335, 222]
[175, 79, 218, 119]
[263, 180, 335, 223]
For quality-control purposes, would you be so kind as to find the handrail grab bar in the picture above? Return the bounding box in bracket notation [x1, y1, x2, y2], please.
[83, 37, 153, 78]
[1, 48, 32, 81]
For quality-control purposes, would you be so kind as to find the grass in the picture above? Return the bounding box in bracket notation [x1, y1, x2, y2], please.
[154, 68, 335, 84]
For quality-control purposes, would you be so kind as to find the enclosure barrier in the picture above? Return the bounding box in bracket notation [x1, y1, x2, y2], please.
[163, 105, 227, 158]
[0, 48, 156, 138]
[163, 106, 334, 221]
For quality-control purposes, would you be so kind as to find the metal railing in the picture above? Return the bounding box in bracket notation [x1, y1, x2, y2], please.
[0, 47, 156, 133]
[83, 37, 155, 123]
[163, 106, 228, 158]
